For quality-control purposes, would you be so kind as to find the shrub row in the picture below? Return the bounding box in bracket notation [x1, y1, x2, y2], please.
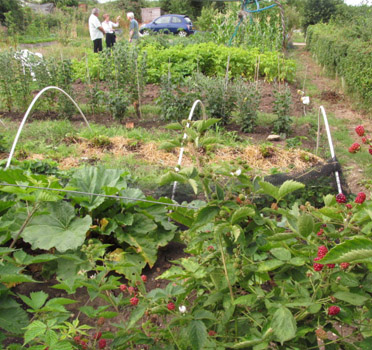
[307, 24, 372, 107]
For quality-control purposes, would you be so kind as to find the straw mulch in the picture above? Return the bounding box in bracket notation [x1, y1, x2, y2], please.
[27, 136, 324, 173]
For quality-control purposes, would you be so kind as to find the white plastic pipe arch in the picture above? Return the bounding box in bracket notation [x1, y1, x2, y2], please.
[171, 100, 207, 201]
[5, 86, 91, 170]
[316, 105, 343, 194]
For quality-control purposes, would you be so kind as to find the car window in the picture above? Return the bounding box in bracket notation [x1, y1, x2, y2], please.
[155, 16, 170, 24]
[171, 17, 182, 24]
[184, 17, 192, 24]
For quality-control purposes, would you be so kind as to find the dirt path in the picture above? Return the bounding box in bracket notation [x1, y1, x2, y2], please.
[293, 46, 371, 195]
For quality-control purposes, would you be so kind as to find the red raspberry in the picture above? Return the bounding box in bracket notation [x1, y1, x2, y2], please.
[317, 245, 328, 258]
[355, 125, 365, 137]
[128, 286, 135, 295]
[362, 136, 367, 144]
[207, 245, 214, 251]
[369, 148, 372, 155]
[348, 142, 361, 153]
[317, 229, 324, 236]
[119, 284, 127, 292]
[208, 330, 217, 336]
[167, 302, 175, 311]
[74, 336, 81, 344]
[328, 306, 340, 316]
[98, 339, 107, 349]
[141, 275, 147, 282]
[355, 192, 366, 204]
[340, 262, 350, 269]
[80, 341, 88, 350]
[327, 264, 335, 269]
[130, 297, 139, 306]
[313, 257, 324, 272]
[336, 193, 347, 203]
[346, 203, 352, 209]
[93, 332, 102, 340]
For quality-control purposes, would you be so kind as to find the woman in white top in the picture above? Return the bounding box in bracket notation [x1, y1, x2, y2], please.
[102, 14, 120, 48]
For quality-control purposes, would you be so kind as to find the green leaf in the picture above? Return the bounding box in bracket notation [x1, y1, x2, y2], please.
[24, 320, 47, 345]
[0, 294, 29, 334]
[297, 214, 314, 237]
[319, 238, 372, 264]
[68, 167, 126, 210]
[277, 180, 305, 202]
[18, 291, 48, 310]
[231, 207, 255, 225]
[127, 306, 146, 330]
[259, 181, 279, 201]
[333, 292, 368, 306]
[270, 248, 291, 261]
[159, 172, 187, 186]
[188, 320, 207, 350]
[22, 201, 91, 252]
[195, 206, 219, 226]
[165, 122, 183, 130]
[272, 307, 296, 345]
[257, 259, 284, 272]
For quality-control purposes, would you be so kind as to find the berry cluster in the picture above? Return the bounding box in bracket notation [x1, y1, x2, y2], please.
[355, 192, 366, 204]
[74, 333, 107, 349]
[349, 125, 372, 155]
[313, 244, 350, 272]
[119, 275, 147, 307]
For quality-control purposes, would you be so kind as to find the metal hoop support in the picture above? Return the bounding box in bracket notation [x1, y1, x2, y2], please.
[316, 105, 343, 194]
[5, 86, 91, 170]
[171, 100, 207, 201]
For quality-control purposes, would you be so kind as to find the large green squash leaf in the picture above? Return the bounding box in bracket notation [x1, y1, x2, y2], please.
[22, 202, 91, 252]
[68, 167, 126, 211]
[320, 237, 372, 264]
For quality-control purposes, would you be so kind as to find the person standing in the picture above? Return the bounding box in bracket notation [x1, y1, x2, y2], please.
[89, 8, 105, 53]
[127, 12, 139, 43]
[102, 14, 120, 48]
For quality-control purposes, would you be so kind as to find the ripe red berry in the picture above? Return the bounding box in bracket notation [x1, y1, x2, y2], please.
[98, 339, 107, 349]
[328, 305, 340, 316]
[119, 284, 127, 292]
[167, 302, 175, 311]
[348, 142, 361, 153]
[130, 297, 139, 306]
[128, 286, 135, 295]
[355, 192, 366, 204]
[317, 245, 328, 258]
[317, 229, 324, 236]
[141, 275, 147, 282]
[207, 245, 215, 251]
[355, 125, 365, 137]
[336, 193, 347, 204]
[313, 257, 324, 272]
[80, 341, 88, 350]
[340, 262, 350, 269]
[362, 136, 367, 144]
[208, 330, 217, 336]
[74, 336, 81, 344]
[93, 332, 102, 340]
[369, 148, 372, 155]
[346, 203, 352, 209]
[327, 264, 335, 269]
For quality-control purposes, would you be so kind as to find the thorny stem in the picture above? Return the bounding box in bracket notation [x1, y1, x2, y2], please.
[9, 202, 40, 249]
[215, 230, 234, 303]
[167, 326, 182, 350]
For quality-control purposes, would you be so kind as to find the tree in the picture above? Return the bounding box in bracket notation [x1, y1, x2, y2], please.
[302, 0, 343, 32]
[0, 0, 21, 25]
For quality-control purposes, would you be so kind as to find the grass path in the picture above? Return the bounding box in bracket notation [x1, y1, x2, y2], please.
[290, 45, 372, 195]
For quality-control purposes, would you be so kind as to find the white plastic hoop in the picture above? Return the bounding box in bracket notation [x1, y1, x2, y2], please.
[316, 105, 343, 194]
[171, 100, 207, 201]
[5, 86, 90, 170]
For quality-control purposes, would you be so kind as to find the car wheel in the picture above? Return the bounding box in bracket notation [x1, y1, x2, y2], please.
[178, 30, 187, 37]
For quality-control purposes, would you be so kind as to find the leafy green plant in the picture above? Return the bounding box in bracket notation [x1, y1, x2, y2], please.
[273, 83, 293, 135]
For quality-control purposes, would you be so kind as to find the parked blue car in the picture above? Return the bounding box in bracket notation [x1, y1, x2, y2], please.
[140, 14, 194, 37]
